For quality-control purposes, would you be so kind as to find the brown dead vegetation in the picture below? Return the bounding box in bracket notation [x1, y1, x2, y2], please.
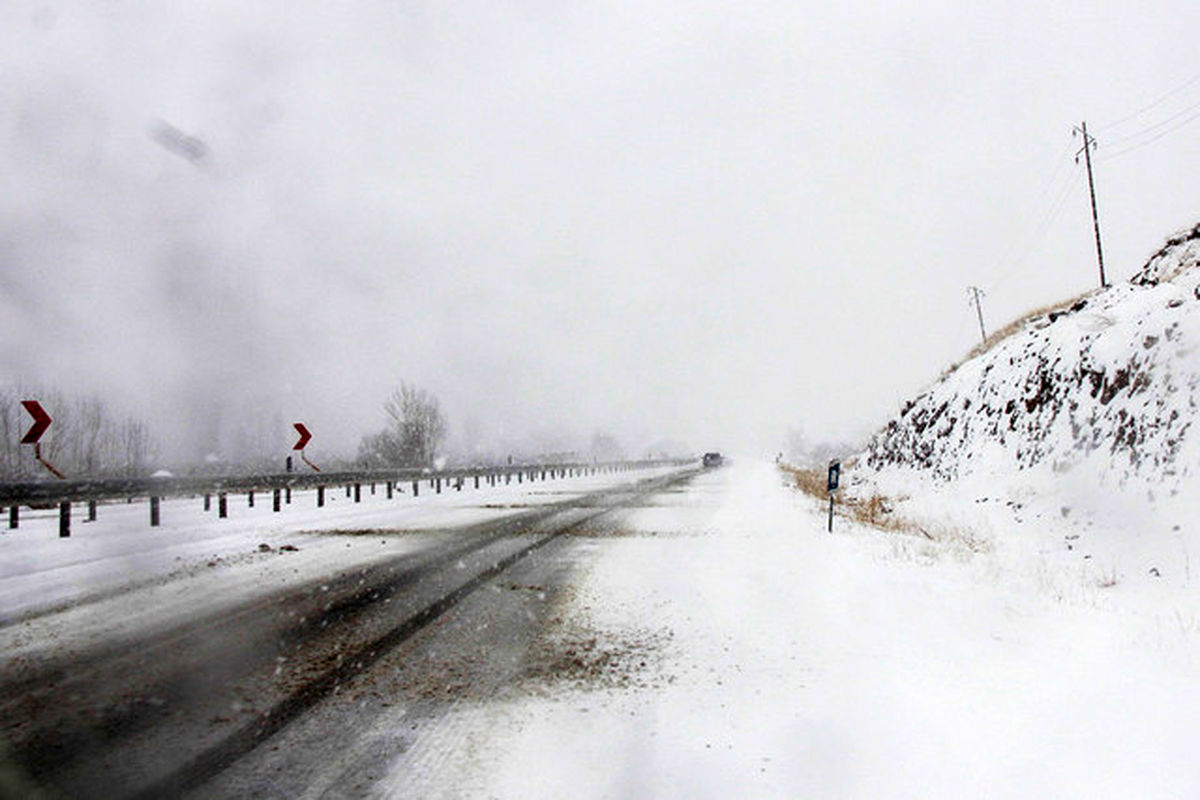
[779, 463, 930, 539]
[779, 463, 828, 498]
[780, 464, 993, 555]
[934, 287, 1100, 383]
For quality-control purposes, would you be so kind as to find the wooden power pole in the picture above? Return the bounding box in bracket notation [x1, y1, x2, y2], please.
[1074, 121, 1107, 288]
[968, 286, 987, 345]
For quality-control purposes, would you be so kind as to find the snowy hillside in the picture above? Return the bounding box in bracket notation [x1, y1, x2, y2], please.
[866, 223, 1200, 488]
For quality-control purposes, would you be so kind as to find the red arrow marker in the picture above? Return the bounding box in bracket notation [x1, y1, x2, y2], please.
[20, 400, 52, 444]
[293, 422, 312, 450]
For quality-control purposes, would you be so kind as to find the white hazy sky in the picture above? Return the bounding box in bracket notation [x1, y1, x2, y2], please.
[4, 1, 1200, 462]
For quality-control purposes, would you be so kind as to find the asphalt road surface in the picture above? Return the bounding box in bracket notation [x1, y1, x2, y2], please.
[0, 467, 702, 799]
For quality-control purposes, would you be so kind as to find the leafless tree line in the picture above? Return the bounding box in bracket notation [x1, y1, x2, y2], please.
[0, 387, 158, 480]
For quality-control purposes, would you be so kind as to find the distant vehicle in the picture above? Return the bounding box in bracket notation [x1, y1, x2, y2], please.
[702, 452, 724, 468]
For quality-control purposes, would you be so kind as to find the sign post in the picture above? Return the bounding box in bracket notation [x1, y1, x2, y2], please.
[827, 458, 840, 533]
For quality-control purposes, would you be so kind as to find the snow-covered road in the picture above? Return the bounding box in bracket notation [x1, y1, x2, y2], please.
[0, 465, 694, 798]
[379, 460, 1200, 799]
[5, 460, 1200, 798]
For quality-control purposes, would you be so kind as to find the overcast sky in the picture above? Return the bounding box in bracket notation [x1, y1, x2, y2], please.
[4, 1, 1200, 463]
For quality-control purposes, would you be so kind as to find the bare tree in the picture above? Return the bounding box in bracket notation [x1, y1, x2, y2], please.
[589, 431, 624, 462]
[119, 417, 156, 477]
[0, 387, 160, 479]
[358, 383, 447, 469]
[0, 387, 31, 479]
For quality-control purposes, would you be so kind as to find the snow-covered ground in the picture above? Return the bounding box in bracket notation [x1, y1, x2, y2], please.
[389, 460, 1200, 799]
[0, 464, 685, 653]
[867, 223, 1200, 490]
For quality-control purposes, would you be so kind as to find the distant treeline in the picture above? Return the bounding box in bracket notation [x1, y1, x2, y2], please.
[0, 387, 157, 480]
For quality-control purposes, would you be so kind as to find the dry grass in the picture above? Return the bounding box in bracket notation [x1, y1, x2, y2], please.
[779, 463, 929, 539]
[778, 464, 993, 558]
[935, 287, 1100, 383]
[779, 463, 828, 498]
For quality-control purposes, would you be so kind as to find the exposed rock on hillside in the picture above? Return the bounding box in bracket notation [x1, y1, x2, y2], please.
[866, 224, 1200, 486]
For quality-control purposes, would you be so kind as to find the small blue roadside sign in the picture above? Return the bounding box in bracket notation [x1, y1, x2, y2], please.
[826, 459, 840, 532]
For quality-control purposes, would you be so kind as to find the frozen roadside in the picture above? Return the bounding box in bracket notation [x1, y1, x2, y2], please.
[0, 465, 686, 660]
[386, 460, 1200, 799]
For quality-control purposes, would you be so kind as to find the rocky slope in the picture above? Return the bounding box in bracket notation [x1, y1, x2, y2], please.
[865, 223, 1200, 488]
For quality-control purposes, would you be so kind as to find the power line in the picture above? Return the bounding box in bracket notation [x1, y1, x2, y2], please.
[1103, 93, 1200, 149]
[976, 140, 1077, 291]
[988, 173, 1084, 294]
[1095, 71, 1200, 133]
[1099, 105, 1200, 161]
[983, 161, 1083, 293]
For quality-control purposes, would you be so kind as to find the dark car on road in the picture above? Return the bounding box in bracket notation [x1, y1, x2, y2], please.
[702, 452, 724, 468]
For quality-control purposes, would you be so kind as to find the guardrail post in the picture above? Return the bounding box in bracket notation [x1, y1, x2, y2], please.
[59, 502, 70, 537]
[386, 480, 394, 499]
[345, 485, 352, 498]
[474, 475, 480, 489]
[318, 486, 325, 507]
[285, 486, 292, 504]
[412, 480, 419, 497]
[273, 488, 281, 512]
[87, 499, 97, 522]
[456, 477, 463, 491]
[219, 493, 228, 518]
[248, 491, 255, 508]
[204, 493, 211, 511]
[354, 483, 361, 503]
[150, 496, 160, 527]
[8, 506, 17, 530]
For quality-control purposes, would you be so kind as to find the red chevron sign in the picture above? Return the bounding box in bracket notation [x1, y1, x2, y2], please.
[293, 422, 312, 450]
[20, 400, 52, 444]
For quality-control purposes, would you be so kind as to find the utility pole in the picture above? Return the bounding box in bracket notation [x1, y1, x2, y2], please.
[1074, 121, 1107, 288]
[968, 286, 987, 345]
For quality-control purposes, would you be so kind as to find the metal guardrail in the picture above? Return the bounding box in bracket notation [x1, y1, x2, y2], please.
[0, 458, 696, 536]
